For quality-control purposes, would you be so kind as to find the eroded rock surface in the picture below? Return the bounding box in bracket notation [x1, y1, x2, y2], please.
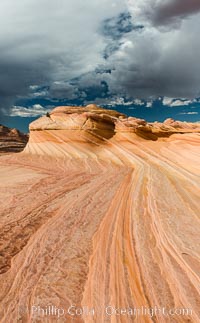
[0, 105, 200, 322]
[0, 124, 28, 154]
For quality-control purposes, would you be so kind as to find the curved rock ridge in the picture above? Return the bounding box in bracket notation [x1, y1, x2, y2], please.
[0, 105, 200, 322]
[29, 104, 126, 131]
[0, 124, 28, 154]
[25, 105, 200, 157]
[25, 105, 127, 159]
[115, 117, 200, 140]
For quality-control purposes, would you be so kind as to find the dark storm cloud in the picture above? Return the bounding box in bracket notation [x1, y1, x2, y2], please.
[105, 0, 200, 100]
[106, 23, 200, 100]
[152, 0, 200, 26]
[49, 82, 80, 100]
[0, 0, 126, 117]
[101, 12, 143, 59]
[0, 56, 55, 118]
[101, 12, 135, 40]
[1, 0, 200, 121]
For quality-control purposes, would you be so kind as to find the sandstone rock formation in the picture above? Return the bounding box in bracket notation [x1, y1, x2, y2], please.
[0, 124, 28, 154]
[0, 105, 199, 322]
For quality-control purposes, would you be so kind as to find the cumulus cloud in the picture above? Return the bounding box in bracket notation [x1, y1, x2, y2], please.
[163, 97, 197, 107]
[10, 104, 48, 117]
[133, 99, 144, 106]
[108, 97, 135, 106]
[84, 96, 134, 107]
[146, 101, 153, 108]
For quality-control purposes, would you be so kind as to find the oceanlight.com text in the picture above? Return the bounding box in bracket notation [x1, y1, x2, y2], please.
[18, 304, 193, 318]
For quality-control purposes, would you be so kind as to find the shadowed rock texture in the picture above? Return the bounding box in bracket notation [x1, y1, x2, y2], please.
[0, 124, 28, 154]
[0, 105, 200, 322]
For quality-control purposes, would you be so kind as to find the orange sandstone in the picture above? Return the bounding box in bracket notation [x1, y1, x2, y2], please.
[0, 105, 199, 322]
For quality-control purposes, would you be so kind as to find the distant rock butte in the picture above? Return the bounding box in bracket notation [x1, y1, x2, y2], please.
[0, 105, 200, 322]
[0, 124, 28, 154]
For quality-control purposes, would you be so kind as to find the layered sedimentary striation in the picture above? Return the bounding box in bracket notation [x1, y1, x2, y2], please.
[0, 124, 28, 154]
[0, 105, 200, 322]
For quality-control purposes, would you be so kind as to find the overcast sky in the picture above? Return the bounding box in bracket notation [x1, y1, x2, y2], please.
[0, 0, 200, 130]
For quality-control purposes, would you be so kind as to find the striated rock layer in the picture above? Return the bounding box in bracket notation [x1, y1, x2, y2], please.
[0, 105, 200, 322]
[0, 124, 28, 154]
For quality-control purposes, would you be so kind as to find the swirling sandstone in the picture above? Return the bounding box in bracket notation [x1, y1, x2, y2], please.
[0, 105, 199, 322]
